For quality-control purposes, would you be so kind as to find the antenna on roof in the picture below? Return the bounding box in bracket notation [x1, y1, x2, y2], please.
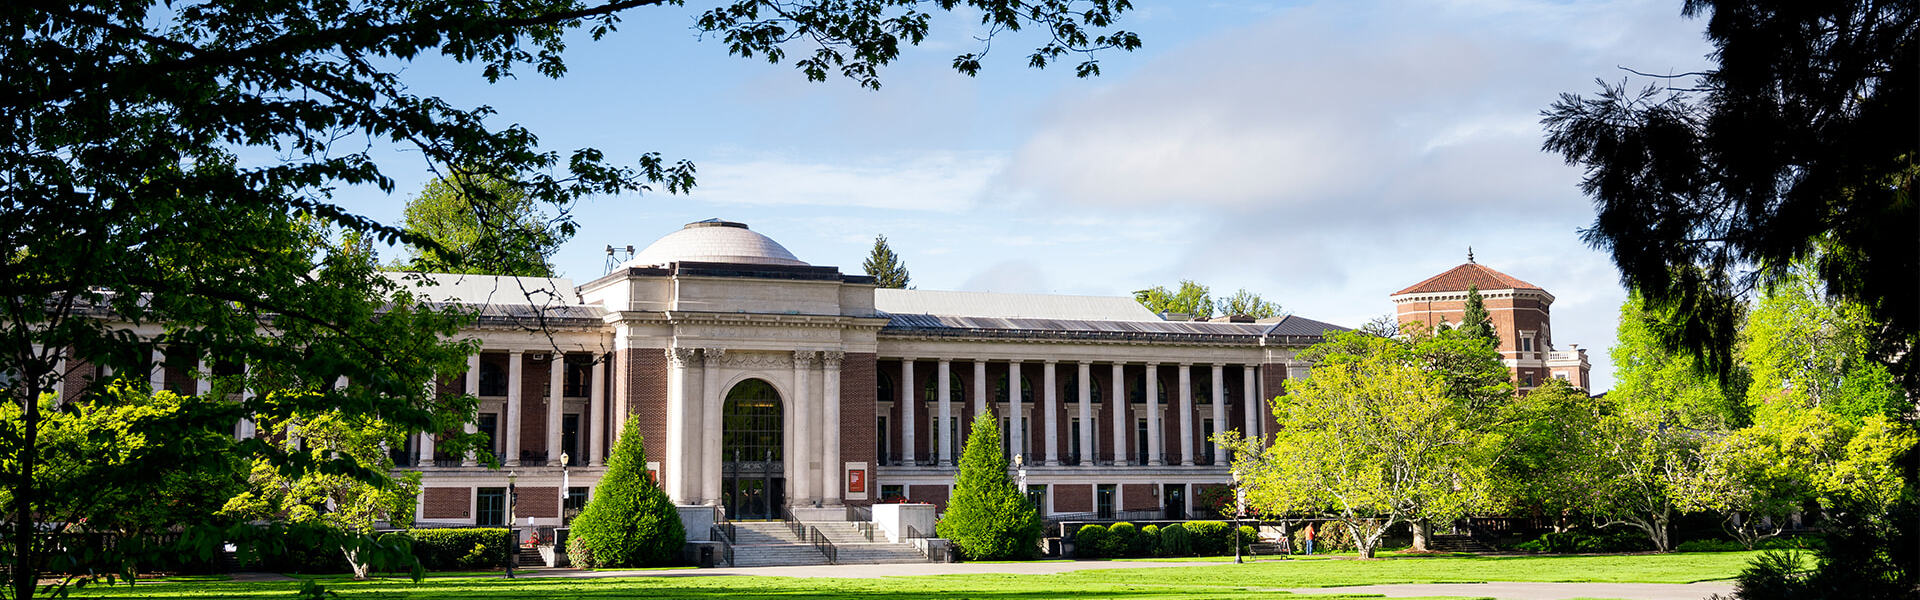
[1467, 247, 1475, 264]
[603, 244, 635, 275]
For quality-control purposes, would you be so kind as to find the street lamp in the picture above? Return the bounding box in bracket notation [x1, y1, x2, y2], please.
[559, 452, 571, 525]
[1014, 454, 1029, 508]
[507, 470, 518, 579]
[1232, 468, 1244, 564]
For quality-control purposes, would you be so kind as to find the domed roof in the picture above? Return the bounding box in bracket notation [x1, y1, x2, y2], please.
[623, 219, 807, 267]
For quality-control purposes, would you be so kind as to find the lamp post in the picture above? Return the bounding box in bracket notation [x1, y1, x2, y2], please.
[506, 470, 518, 578]
[559, 452, 571, 525]
[1232, 469, 1244, 564]
[1014, 454, 1029, 508]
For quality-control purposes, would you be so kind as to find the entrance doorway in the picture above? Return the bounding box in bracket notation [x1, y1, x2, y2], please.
[1163, 484, 1186, 520]
[722, 379, 785, 520]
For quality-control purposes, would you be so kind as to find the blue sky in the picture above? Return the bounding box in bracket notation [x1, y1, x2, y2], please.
[334, 0, 1719, 392]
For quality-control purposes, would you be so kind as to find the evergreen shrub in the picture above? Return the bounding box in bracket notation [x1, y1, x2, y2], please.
[936, 414, 1043, 560]
[1139, 525, 1162, 557]
[568, 416, 685, 567]
[1186, 521, 1229, 555]
[1158, 523, 1192, 556]
[408, 528, 510, 570]
[1105, 522, 1137, 557]
[1074, 524, 1109, 558]
[1236, 525, 1258, 552]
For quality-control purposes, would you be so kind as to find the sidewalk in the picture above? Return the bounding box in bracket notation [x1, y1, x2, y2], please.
[1276, 582, 1735, 600]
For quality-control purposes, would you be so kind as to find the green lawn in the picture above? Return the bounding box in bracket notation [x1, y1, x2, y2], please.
[71, 552, 1763, 599]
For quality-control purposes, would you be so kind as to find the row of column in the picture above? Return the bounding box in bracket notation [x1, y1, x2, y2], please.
[896, 359, 1262, 467]
[457, 349, 607, 468]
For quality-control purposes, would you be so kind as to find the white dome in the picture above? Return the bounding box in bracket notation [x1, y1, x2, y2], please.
[623, 220, 807, 267]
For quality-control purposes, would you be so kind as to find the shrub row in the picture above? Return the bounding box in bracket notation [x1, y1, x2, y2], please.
[405, 528, 512, 570]
[1511, 529, 1653, 554]
[1074, 521, 1256, 558]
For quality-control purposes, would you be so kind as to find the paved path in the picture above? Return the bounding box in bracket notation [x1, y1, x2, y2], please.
[523, 560, 1220, 579]
[1277, 581, 1734, 600]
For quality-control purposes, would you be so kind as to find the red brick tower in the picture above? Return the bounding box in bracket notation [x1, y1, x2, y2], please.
[1390, 252, 1591, 390]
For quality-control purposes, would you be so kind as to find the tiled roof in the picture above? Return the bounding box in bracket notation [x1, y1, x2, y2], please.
[875, 289, 1162, 321]
[1393, 263, 1542, 295]
[881, 312, 1347, 344]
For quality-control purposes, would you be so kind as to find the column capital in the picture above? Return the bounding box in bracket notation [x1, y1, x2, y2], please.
[1177, 361, 1193, 368]
[792, 350, 818, 368]
[668, 347, 701, 367]
[1042, 359, 1058, 365]
[702, 347, 726, 361]
[821, 350, 845, 367]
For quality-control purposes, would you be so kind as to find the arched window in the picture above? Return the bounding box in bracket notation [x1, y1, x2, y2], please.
[922, 371, 966, 404]
[993, 375, 1034, 404]
[1061, 371, 1105, 403]
[877, 369, 895, 405]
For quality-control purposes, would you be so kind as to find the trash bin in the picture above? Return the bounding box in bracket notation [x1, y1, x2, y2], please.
[698, 545, 716, 568]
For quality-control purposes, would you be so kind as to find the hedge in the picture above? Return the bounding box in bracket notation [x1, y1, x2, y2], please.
[1075, 524, 1110, 558]
[1138, 525, 1162, 557]
[1185, 521, 1229, 555]
[408, 528, 511, 570]
[1158, 523, 1192, 556]
[1105, 522, 1138, 557]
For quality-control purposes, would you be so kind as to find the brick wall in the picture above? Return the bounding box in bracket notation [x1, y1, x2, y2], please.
[1122, 483, 1157, 511]
[841, 352, 877, 504]
[518, 485, 559, 518]
[422, 487, 471, 519]
[908, 484, 950, 510]
[1054, 483, 1092, 512]
[622, 348, 668, 481]
[1261, 363, 1286, 443]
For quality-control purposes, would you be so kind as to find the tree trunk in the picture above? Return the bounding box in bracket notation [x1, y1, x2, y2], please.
[346, 547, 371, 580]
[1410, 519, 1431, 552]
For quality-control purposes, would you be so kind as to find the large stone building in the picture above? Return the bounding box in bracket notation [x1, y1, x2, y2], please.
[393, 219, 1345, 528]
[1391, 255, 1592, 390]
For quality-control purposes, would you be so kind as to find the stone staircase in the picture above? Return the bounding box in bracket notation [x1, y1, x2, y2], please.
[722, 521, 927, 567]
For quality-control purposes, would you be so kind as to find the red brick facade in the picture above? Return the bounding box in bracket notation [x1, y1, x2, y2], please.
[1121, 483, 1157, 511]
[622, 348, 668, 481]
[422, 487, 470, 519]
[518, 485, 560, 518]
[1054, 483, 1093, 512]
[841, 352, 878, 505]
[908, 484, 950, 510]
[518, 353, 553, 457]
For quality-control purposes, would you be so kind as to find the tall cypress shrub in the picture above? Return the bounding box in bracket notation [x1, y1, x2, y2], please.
[567, 415, 685, 567]
[937, 413, 1042, 560]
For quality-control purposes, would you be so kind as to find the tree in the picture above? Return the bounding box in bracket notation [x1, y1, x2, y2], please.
[938, 413, 1041, 560]
[219, 405, 423, 579]
[1134, 281, 1213, 320]
[862, 234, 911, 289]
[1487, 380, 1609, 533]
[397, 174, 570, 277]
[1541, 1, 1917, 388]
[1453, 286, 1496, 343]
[1357, 313, 1402, 338]
[1215, 289, 1283, 319]
[4, 1, 1140, 595]
[568, 415, 683, 568]
[1236, 332, 1493, 558]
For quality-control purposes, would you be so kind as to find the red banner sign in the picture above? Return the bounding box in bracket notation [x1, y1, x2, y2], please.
[847, 468, 866, 493]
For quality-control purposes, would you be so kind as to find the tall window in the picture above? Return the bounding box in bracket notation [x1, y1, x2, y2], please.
[478, 356, 508, 397]
[476, 488, 506, 526]
[877, 415, 892, 463]
[563, 355, 593, 397]
[476, 413, 499, 457]
[1201, 418, 1216, 464]
[1061, 372, 1104, 404]
[722, 379, 783, 463]
[1096, 484, 1116, 519]
[1135, 419, 1150, 464]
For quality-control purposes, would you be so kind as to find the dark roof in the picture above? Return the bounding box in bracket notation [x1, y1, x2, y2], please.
[1393, 262, 1542, 295]
[880, 313, 1346, 345]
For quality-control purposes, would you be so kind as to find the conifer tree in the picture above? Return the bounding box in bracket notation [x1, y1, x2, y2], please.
[863, 234, 911, 289]
[1455, 285, 1497, 343]
[937, 413, 1041, 560]
[568, 415, 685, 567]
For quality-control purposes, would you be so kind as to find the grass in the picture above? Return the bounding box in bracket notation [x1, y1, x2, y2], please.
[71, 552, 1761, 599]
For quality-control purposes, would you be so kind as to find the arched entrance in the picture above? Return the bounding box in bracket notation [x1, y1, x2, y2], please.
[721, 379, 785, 520]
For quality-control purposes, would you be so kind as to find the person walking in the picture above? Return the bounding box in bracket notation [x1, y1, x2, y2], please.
[1303, 522, 1317, 555]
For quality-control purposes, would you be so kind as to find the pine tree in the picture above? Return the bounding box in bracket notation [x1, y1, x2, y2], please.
[863, 234, 911, 289]
[567, 415, 685, 567]
[1455, 285, 1496, 343]
[937, 413, 1042, 560]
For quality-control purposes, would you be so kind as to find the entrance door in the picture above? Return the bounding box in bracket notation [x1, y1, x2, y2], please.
[1163, 484, 1186, 520]
[721, 379, 785, 520]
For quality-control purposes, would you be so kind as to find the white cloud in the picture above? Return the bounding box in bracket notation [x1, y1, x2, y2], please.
[688, 152, 1005, 212]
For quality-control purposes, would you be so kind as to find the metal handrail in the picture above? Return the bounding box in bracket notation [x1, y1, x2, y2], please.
[709, 524, 735, 567]
[903, 524, 929, 540]
[846, 504, 873, 522]
[855, 521, 876, 542]
[808, 526, 837, 564]
[782, 507, 805, 540]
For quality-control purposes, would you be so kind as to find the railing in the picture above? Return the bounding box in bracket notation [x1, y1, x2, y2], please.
[782, 507, 805, 540]
[808, 527, 838, 564]
[854, 521, 877, 542]
[1062, 452, 1081, 466]
[903, 524, 930, 540]
[519, 450, 549, 464]
[1194, 454, 1215, 466]
[846, 504, 873, 522]
[709, 524, 735, 567]
[433, 455, 464, 467]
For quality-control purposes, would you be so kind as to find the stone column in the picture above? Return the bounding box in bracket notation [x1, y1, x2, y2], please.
[588, 357, 606, 467]
[665, 347, 696, 502]
[1110, 363, 1126, 465]
[1243, 365, 1259, 442]
[900, 358, 916, 465]
[547, 354, 565, 466]
[465, 353, 481, 466]
[792, 351, 816, 505]
[822, 351, 844, 505]
[701, 348, 725, 506]
[419, 378, 437, 466]
[1212, 364, 1228, 465]
[237, 364, 256, 440]
[1008, 360, 1023, 462]
[150, 346, 166, 393]
[196, 357, 211, 396]
[1077, 362, 1092, 465]
[1043, 360, 1058, 466]
[973, 360, 987, 417]
[1145, 363, 1162, 466]
[506, 350, 525, 467]
[937, 359, 953, 466]
[1178, 363, 1194, 466]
